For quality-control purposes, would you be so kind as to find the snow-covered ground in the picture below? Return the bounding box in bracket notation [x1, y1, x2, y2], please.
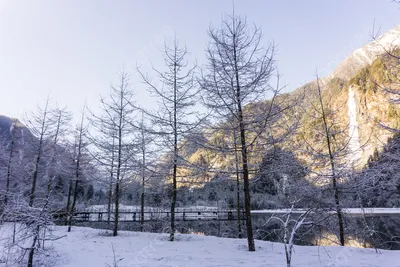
[2, 224, 400, 266]
[37, 226, 400, 267]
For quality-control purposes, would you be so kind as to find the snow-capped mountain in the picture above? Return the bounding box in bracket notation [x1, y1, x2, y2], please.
[333, 24, 400, 80]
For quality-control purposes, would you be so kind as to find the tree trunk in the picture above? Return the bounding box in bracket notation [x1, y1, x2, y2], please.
[170, 59, 178, 242]
[29, 155, 41, 207]
[234, 33, 255, 251]
[238, 112, 255, 251]
[140, 118, 146, 232]
[68, 178, 79, 232]
[29, 107, 48, 207]
[107, 180, 113, 229]
[113, 88, 124, 237]
[65, 177, 73, 226]
[333, 177, 345, 246]
[107, 136, 115, 230]
[113, 178, 120, 236]
[317, 79, 345, 246]
[140, 187, 144, 231]
[27, 226, 39, 267]
[170, 161, 177, 241]
[68, 113, 84, 232]
[233, 129, 242, 238]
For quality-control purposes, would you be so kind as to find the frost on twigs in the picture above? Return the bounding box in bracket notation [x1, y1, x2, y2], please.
[0, 197, 65, 267]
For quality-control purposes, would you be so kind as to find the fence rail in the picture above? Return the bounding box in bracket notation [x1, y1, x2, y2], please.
[54, 210, 246, 223]
[53, 207, 400, 224]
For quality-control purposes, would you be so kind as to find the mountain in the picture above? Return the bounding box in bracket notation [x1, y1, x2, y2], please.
[176, 24, 400, 191]
[0, 115, 35, 158]
[332, 25, 400, 81]
[0, 115, 27, 142]
[273, 25, 400, 169]
[296, 25, 400, 170]
[0, 115, 95, 208]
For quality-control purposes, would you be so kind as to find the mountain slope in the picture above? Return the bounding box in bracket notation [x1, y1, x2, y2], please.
[333, 25, 400, 81]
[178, 24, 400, 189]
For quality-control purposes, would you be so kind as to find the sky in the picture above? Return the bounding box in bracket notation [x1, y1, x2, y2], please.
[0, 0, 399, 124]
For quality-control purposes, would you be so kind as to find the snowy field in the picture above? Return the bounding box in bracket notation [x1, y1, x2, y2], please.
[2, 226, 396, 267]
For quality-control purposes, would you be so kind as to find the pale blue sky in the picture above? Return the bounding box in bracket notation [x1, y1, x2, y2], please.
[0, 0, 399, 122]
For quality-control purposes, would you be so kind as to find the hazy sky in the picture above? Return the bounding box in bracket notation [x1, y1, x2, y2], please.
[0, 0, 399, 123]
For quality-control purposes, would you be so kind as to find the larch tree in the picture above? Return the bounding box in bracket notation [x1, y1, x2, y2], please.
[25, 98, 59, 207]
[199, 13, 277, 251]
[136, 111, 156, 232]
[44, 107, 72, 203]
[87, 111, 117, 230]
[67, 110, 88, 232]
[138, 38, 200, 241]
[315, 77, 345, 246]
[300, 76, 360, 246]
[89, 71, 137, 236]
[21, 101, 70, 267]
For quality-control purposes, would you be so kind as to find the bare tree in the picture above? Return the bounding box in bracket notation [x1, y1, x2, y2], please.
[317, 78, 346, 246]
[89, 71, 137, 236]
[136, 112, 157, 232]
[25, 99, 57, 207]
[0, 103, 70, 266]
[300, 76, 358, 246]
[44, 108, 72, 200]
[67, 110, 87, 232]
[87, 116, 117, 230]
[138, 38, 200, 241]
[199, 13, 277, 251]
[268, 205, 313, 267]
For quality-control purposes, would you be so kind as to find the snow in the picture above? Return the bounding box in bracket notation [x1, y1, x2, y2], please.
[353, 48, 373, 65]
[359, 25, 400, 64]
[1, 224, 400, 266]
[23, 226, 400, 267]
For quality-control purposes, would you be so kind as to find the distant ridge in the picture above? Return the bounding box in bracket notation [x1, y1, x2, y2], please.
[332, 24, 400, 81]
[0, 115, 32, 145]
